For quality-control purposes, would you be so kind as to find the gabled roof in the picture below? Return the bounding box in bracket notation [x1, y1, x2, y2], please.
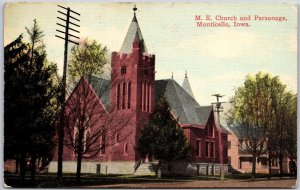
[120, 14, 147, 54]
[228, 124, 265, 139]
[182, 74, 194, 98]
[87, 76, 111, 110]
[85, 76, 212, 127]
[155, 79, 212, 126]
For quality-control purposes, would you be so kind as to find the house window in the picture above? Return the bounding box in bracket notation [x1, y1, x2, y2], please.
[196, 140, 201, 156]
[206, 141, 210, 157]
[117, 83, 120, 109]
[272, 158, 278, 167]
[121, 66, 126, 75]
[228, 141, 231, 150]
[239, 158, 242, 169]
[210, 142, 215, 158]
[122, 83, 126, 109]
[127, 82, 131, 109]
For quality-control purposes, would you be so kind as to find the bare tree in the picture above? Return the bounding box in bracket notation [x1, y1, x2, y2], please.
[62, 76, 134, 182]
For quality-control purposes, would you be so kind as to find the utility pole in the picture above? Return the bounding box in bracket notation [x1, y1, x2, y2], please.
[212, 94, 226, 181]
[55, 5, 80, 181]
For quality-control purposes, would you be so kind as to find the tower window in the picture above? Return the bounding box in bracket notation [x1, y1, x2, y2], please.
[117, 83, 120, 110]
[121, 66, 127, 75]
[122, 83, 126, 109]
[128, 82, 131, 109]
[144, 83, 147, 111]
[147, 83, 150, 112]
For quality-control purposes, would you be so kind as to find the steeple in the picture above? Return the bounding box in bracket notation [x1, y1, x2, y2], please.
[182, 71, 195, 98]
[120, 5, 147, 54]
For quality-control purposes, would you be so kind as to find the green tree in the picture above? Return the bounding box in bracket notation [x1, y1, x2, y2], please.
[136, 96, 190, 178]
[4, 20, 58, 184]
[68, 38, 108, 85]
[4, 35, 30, 180]
[227, 72, 297, 179]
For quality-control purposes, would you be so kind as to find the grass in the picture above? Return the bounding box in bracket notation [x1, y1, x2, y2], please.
[4, 172, 296, 188]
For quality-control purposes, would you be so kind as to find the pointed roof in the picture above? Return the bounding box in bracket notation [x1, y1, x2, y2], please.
[120, 7, 147, 54]
[182, 72, 195, 98]
[87, 76, 111, 110]
[155, 79, 212, 126]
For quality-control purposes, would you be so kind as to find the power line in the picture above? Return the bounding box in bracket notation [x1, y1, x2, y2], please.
[55, 5, 80, 182]
[212, 94, 226, 181]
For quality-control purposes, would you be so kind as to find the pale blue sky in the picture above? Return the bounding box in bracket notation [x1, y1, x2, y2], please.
[4, 2, 297, 105]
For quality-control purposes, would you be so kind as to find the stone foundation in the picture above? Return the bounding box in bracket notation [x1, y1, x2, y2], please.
[48, 161, 135, 174]
[161, 162, 229, 176]
[48, 161, 228, 176]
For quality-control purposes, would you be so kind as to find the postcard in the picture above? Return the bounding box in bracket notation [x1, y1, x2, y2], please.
[3, 2, 297, 188]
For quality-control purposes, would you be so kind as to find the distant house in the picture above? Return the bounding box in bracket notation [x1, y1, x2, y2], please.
[227, 125, 289, 174]
[48, 6, 229, 176]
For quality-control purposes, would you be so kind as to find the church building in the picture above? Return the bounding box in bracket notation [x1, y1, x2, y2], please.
[48, 6, 229, 176]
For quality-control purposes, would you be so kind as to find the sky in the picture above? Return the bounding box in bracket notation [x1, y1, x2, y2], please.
[4, 2, 297, 106]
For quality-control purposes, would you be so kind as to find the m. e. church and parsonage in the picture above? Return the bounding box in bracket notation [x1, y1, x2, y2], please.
[48, 7, 229, 176]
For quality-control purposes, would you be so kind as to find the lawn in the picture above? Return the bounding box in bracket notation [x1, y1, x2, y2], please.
[4, 172, 296, 188]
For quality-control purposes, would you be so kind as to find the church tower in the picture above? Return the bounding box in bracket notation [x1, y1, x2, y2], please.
[182, 71, 194, 98]
[110, 6, 155, 161]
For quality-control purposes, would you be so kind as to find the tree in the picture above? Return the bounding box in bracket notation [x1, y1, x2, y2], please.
[136, 96, 190, 178]
[4, 35, 30, 179]
[64, 38, 131, 183]
[268, 83, 297, 176]
[227, 72, 297, 179]
[63, 76, 133, 183]
[68, 38, 108, 86]
[4, 20, 58, 184]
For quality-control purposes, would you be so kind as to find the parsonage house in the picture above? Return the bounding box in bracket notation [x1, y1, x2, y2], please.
[227, 125, 290, 174]
[48, 7, 229, 176]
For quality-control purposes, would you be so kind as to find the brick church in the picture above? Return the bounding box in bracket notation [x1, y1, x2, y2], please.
[49, 6, 229, 176]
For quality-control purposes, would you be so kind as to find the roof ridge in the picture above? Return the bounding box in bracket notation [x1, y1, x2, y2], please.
[169, 79, 191, 123]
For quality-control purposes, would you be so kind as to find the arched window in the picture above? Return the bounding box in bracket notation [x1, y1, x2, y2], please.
[85, 130, 91, 151]
[115, 133, 119, 144]
[74, 131, 79, 153]
[124, 143, 128, 155]
[100, 128, 106, 155]
[127, 82, 131, 109]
